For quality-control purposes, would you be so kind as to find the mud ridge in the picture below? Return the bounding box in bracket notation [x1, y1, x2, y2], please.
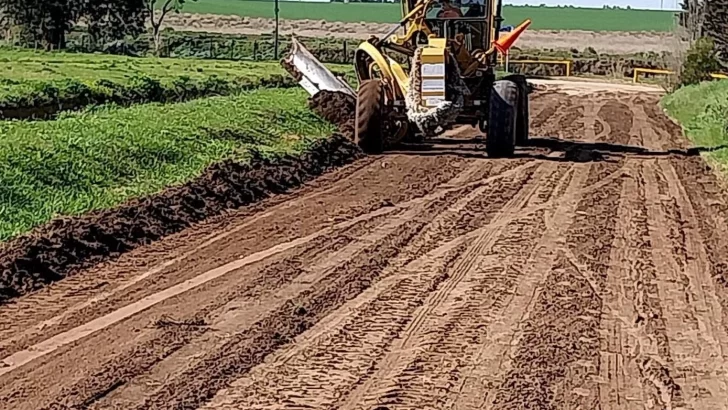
[308, 90, 357, 140]
[0, 134, 363, 305]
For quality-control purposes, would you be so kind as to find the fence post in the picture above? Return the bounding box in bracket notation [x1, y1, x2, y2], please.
[253, 41, 258, 61]
[343, 40, 347, 64]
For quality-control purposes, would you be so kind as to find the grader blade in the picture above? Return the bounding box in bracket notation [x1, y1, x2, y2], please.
[281, 37, 355, 98]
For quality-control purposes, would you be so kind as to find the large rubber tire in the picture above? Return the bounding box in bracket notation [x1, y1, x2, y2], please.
[486, 80, 519, 158]
[505, 74, 530, 145]
[355, 79, 385, 154]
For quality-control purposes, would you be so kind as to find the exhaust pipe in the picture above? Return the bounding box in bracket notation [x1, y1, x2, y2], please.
[280, 37, 356, 98]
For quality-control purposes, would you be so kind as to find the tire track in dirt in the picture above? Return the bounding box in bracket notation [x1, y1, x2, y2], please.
[634, 99, 728, 409]
[2, 158, 511, 408]
[151, 162, 543, 410]
[643, 160, 728, 409]
[487, 94, 626, 408]
[464, 92, 622, 409]
[6, 85, 728, 410]
[459, 166, 591, 410]
[650, 160, 728, 409]
[598, 99, 633, 146]
[4, 222, 375, 409]
[89, 162, 525, 409]
[126, 180, 502, 410]
[597, 161, 687, 410]
[0, 155, 463, 354]
[332, 163, 560, 410]
[37, 159, 518, 408]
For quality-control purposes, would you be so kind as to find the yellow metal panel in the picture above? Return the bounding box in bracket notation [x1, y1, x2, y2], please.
[355, 42, 408, 97]
[421, 55, 444, 64]
[427, 38, 447, 48]
[389, 60, 410, 93]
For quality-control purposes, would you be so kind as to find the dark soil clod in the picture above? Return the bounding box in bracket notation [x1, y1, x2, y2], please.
[153, 316, 209, 329]
[308, 90, 357, 140]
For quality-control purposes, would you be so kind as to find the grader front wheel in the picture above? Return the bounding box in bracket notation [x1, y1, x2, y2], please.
[504, 74, 530, 145]
[486, 80, 519, 158]
[355, 79, 386, 154]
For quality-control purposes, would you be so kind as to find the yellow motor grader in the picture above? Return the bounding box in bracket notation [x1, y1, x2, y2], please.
[282, 0, 532, 157]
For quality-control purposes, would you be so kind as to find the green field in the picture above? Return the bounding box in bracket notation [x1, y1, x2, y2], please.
[180, 1, 677, 32]
[0, 48, 351, 117]
[0, 88, 332, 241]
[0, 48, 291, 115]
[0, 48, 289, 82]
[663, 80, 728, 172]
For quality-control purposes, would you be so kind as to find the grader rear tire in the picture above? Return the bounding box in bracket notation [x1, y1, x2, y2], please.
[355, 79, 386, 154]
[486, 80, 519, 158]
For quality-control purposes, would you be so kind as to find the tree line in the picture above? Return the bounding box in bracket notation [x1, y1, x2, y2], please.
[679, 0, 728, 58]
[0, 0, 194, 51]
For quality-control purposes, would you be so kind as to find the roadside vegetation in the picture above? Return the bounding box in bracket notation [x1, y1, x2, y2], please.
[0, 88, 333, 241]
[663, 79, 728, 169]
[0, 48, 313, 119]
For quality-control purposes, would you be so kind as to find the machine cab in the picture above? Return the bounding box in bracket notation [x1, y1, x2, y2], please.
[400, 0, 501, 75]
[402, 0, 500, 53]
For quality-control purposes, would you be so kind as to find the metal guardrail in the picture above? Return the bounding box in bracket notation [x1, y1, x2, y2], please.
[633, 67, 728, 83]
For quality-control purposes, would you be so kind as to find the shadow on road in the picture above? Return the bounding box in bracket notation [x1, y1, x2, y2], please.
[390, 136, 728, 163]
[525, 137, 728, 157]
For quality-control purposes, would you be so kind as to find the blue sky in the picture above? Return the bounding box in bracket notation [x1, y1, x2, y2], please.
[506, 0, 681, 10]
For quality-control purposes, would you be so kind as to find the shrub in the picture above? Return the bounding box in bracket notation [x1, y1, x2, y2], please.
[680, 37, 723, 87]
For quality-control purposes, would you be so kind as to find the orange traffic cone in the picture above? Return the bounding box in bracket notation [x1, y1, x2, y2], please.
[493, 19, 532, 54]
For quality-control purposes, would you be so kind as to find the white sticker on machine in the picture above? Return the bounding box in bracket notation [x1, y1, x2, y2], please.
[421, 63, 445, 76]
[421, 79, 446, 93]
[425, 98, 445, 107]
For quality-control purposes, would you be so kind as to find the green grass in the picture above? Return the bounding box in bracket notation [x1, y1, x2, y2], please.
[0, 48, 290, 83]
[663, 80, 728, 170]
[180, 1, 677, 31]
[0, 88, 333, 241]
[0, 47, 352, 115]
[0, 48, 289, 114]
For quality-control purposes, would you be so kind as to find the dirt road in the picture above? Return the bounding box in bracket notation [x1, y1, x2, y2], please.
[2, 82, 728, 409]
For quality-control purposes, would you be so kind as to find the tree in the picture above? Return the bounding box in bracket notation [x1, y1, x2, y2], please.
[680, 37, 723, 86]
[678, 0, 706, 41]
[84, 0, 147, 47]
[0, 0, 80, 49]
[1, 0, 148, 50]
[0, 6, 9, 40]
[146, 0, 197, 54]
[679, 0, 728, 67]
[702, 0, 728, 64]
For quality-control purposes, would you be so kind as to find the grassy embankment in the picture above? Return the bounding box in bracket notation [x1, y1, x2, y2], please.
[0, 49, 351, 241]
[0, 48, 350, 117]
[179, 1, 676, 31]
[0, 88, 333, 241]
[663, 80, 728, 171]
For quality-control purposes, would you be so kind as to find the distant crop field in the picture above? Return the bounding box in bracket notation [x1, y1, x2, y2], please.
[0, 48, 286, 83]
[0, 48, 353, 119]
[179, 0, 678, 32]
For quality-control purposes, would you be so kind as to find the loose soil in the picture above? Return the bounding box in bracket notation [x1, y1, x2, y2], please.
[164, 12, 685, 54]
[2, 80, 728, 410]
[308, 90, 356, 139]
